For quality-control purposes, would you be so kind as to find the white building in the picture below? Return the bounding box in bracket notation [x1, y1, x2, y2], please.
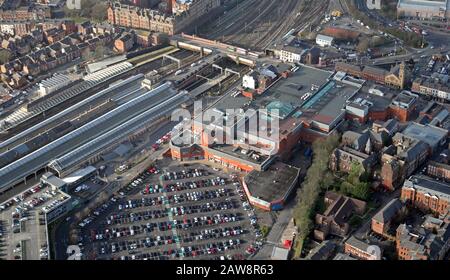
[367, 0, 382, 9]
[38, 74, 72, 96]
[0, 23, 15, 35]
[242, 72, 258, 90]
[316, 34, 334, 47]
[279, 46, 306, 63]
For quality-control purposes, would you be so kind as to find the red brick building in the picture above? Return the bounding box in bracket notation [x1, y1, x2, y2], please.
[396, 222, 450, 260]
[401, 175, 450, 217]
[114, 33, 135, 53]
[381, 133, 429, 190]
[335, 62, 405, 89]
[344, 235, 381, 260]
[314, 192, 367, 241]
[388, 91, 417, 122]
[427, 161, 450, 182]
[371, 198, 403, 236]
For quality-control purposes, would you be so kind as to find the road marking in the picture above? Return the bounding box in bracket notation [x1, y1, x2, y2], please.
[159, 172, 183, 259]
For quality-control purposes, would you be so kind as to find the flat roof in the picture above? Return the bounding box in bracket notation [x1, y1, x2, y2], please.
[245, 161, 299, 203]
[62, 166, 96, 184]
[41, 172, 66, 189]
[402, 123, 447, 149]
[271, 246, 290, 260]
[215, 64, 332, 112]
[308, 80, 359, 126]
[208, 144, 269, 166]
[352, 84, 395, 112]
[214, 65, 360, 134]
[316, 34, 334, 42]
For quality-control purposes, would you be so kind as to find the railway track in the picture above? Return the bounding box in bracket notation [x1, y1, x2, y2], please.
[256, 0, 302, 49]
[293, 0, 330, 31]
[203, 0, 330, 51]
[205, 0, 267, 39]
[336, 0, 349, 13]
[239, 0, 329, 50]
[226, 0, 280, 44]
[228, 0, 303, 50]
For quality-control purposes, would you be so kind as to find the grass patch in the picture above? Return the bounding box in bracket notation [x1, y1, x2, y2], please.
[260, 225, 271, 238]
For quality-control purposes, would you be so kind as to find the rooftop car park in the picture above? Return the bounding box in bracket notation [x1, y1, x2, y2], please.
[0, 182, 71, 260]
[75, 163, 262, 260]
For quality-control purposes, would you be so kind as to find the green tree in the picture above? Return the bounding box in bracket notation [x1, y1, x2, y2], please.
[292, 134, 340, 259]
[64, 0, 107, 22]
[357, 38, 370, 53]
[0, 50, 11, 64]
[340, 162, 370, 200]
[93, 44, 105, 60]
[90, 2, 108, 21]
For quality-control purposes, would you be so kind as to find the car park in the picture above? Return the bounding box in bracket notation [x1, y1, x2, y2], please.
[76, 164, 257, 260]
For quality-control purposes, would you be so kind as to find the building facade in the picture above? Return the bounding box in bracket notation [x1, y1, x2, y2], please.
[397, 0, 449, 19]
[381, 134, 429, 190]
[371, 198, 404, 237]
[107, 0, 220, 35]
[427, 161, 450, 182]
[400, 175, 450, 216]
[412, 77, 450, 101]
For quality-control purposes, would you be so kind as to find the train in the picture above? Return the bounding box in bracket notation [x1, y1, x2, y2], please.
[225, 46, 261, 58]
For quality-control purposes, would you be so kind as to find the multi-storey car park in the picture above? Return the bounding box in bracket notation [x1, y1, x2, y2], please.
[0, 82, 183, 194]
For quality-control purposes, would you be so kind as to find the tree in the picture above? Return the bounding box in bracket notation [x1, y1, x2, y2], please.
[340, 162, 370, 200]
[357, 38, 370, 53]
[93, 44, 105, 60]
[292, 134, 340, 258]
[90, 2, 108, 22]
[0, 50, 11, 64]
[64, 0, 107, 22]
[352, 182, 370, 200]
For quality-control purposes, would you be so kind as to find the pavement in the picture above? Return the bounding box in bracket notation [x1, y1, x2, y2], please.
[251, 198, 296, 260]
